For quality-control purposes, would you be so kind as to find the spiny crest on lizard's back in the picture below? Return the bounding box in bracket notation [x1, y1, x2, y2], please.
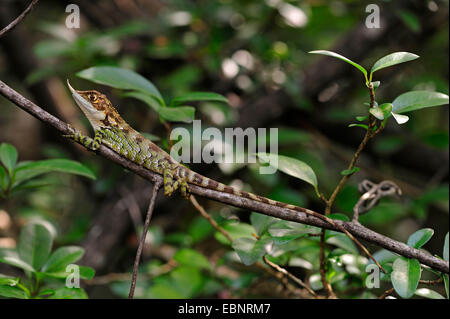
[76, 89, 125, 128]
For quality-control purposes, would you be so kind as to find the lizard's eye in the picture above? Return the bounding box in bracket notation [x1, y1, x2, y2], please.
[88, 94, 97, 102]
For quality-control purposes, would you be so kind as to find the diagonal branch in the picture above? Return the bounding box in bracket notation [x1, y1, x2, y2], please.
[0, 79, 448, 274]
[0, 0, 39, 38]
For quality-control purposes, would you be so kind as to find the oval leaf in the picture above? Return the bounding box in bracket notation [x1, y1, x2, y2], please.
[371, 52, 419, 74]
[392, 91, 449, 114]
[18, 223, 54, 271]
[407, 228, 434, 249]
[415, 288, 445, 299]
[42, 246, 85, 272]
[123, 91, 161, 112]
[159, 106, 195, 123]
[171, 92, 228, 106]
[391, 112, 409, 125]
[173, 249, 210, 270]
[256, 153, 318, 195]
[14, 159, 96, 185]
[0, 143, 18, 175]
[391, 257, 421, 298]
[309, 50, 367, 80]
[232, 237, 272, 266]
[77, 66, 162, 100]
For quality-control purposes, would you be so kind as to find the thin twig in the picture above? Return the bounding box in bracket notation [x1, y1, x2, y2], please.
[379, 287, 395, 299]
[190, 195, 234, 243]
[263, 256, 318, 297]
[128, 181, 162, 299]
[0, 79, 448, 274]
[0, 0, 39, 38]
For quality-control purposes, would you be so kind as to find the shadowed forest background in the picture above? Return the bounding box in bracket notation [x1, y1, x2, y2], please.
[0, 0, 448, 299]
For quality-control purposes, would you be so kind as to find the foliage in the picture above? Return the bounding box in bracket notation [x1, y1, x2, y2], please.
[0, 220, 94, 299]
[0, 0, 448, 300]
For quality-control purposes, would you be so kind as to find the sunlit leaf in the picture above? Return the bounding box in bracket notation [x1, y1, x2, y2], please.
[415, 288, 445, 299]
[407, 228, 434, 249]
[309, 50, 367, 81]
[256, 153, 318, 195]
[391, 257, 421, 298]
[392, 91, 449, 114]
[371, 52, 419, 74]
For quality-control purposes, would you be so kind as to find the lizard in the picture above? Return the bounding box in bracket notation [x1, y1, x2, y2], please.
[64, 79, 386, 270]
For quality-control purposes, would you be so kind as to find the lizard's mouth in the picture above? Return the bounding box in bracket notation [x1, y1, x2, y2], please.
[67, 80, 97, 114]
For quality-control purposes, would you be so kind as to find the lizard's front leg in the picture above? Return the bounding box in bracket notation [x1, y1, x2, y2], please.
[64, 129, 103, 151]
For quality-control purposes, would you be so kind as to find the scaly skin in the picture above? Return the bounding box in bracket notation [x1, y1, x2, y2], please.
[65, 81, 326, 213]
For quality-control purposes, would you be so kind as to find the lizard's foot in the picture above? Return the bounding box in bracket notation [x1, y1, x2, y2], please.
[180, 180, 190, 199]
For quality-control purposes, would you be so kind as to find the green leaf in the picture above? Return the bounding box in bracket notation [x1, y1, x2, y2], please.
[340, 167, 360, 176]
[173, 249, 210, 270]
[159, 106, 195, 123]
[415, 288, 445, 299]
[0, 276, 19, 286]
[309, 50, 368, 81]
[250, 213, 277, 237]
[392, 91, 449, 114]
[170, 266, 204, 298]
[326, 232, 358, 254]
[18, 222, 54, 271]
[0, 166, 8, 191]
[444, 232, 449, 261]
[232, 237, 272, 266]
[268, 220, 320, 244]
[407, 228, 434, 249]
[214, 222, 254, 245]
[256, 153, 318, 195]
[77, 66, 163, 101]
[48, 287, 88, 299]
[0, 250, 35, 272]
[369, 103, 393, 120]
[356, 115, 369, 122]
[171, 92, 228, 106]
[43, 265, 95, 280]
[371, 52, 419, 74]
[391, 257, 421, 298]
[14, 159, 96, 185]
[391, 112, 409, 125]
[371, 81, 380, 90]
[0, 285, 29, 299]
[0, 143, 18, 175]
[42, 246, 85, 272]
[348, 123, 368, 130]
[123, 91, 162, 112]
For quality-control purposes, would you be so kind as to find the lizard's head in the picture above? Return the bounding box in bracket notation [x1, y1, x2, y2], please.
[67, 80, 124, 130]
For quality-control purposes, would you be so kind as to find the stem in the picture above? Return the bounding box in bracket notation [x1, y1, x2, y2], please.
[128, 180, 162, 299]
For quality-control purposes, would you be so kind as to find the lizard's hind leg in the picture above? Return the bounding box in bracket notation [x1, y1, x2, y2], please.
[180, 179, 190, 199]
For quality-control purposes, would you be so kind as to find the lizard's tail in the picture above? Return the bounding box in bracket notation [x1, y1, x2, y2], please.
[185, 170, 305, 213]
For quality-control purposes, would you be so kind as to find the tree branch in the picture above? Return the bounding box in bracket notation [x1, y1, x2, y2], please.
[0, 0, 39, 38]
[0, 79, 448, 274]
